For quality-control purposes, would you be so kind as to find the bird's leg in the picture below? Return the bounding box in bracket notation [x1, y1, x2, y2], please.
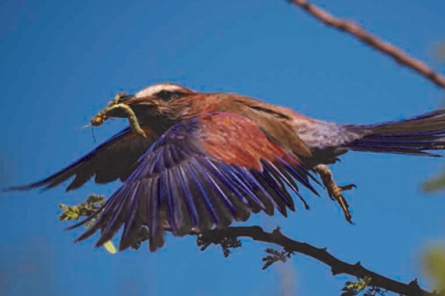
[313, 164, 356, 223]
[90, 93, 146, 138]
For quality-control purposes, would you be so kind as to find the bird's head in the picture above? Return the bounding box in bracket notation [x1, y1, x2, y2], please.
[133, 83, 194, 102]
[90, 83, 196, 130]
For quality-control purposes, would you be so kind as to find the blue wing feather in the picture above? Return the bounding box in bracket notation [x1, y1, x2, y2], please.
[70, 113, 319, 252]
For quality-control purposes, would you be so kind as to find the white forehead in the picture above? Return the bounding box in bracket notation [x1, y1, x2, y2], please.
[135, 83, 184, 98]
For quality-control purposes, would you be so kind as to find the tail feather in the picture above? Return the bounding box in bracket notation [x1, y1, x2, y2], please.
[345, 109, 445, 156]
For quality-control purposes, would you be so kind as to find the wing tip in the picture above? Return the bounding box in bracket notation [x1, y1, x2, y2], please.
[2, 183, 41, 192]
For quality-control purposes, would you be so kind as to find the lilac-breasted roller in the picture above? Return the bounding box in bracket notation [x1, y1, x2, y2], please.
[6, 83, 445, 251]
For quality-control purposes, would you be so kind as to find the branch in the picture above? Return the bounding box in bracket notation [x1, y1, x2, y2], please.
[199, 226, 433, 296]
[287, 0, 445, 89]
[60, 197, 435, 294]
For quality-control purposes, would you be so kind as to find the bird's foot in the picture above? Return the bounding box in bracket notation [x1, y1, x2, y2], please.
[313, 164, 356, 223]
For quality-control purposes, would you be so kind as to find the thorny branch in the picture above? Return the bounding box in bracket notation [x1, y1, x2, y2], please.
[287, 0, 445, 89]
[58, 197, 432, 294]
[198, 226, 433, 296]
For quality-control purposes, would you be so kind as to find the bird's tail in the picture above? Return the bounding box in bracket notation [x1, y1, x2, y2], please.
[345, 109, 445, 157]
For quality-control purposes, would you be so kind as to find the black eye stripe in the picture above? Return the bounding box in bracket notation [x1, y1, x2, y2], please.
[156, 90, 188, 101]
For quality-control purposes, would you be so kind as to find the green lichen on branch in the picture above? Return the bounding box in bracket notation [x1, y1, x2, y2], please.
[58, 194, 149, 253]
[423, 246, 445, 295]
[58, 194, 116, 253]
[58, 194, 105, 225]
[422, 170, 445, 193]
[340, 276, 387, 296]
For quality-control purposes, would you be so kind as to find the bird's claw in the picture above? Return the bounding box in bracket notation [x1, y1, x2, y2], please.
[314, 165, 355, 224]
[327, 184, 353, 224]
[338, 183, 357, 192]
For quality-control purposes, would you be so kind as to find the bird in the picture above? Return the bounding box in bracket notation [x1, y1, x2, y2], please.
[5, 82, 445, 252]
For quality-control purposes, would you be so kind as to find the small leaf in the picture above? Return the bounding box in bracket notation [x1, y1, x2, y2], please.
[422, 171, 445, 193]
[423, 246, 445, 291]
[103, 241, 117, 254]
[434, 42, 445, 63]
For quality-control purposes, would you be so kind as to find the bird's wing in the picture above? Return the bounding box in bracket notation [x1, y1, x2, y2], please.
[6, 126, 158, 191]
[70, 112, 319, 252]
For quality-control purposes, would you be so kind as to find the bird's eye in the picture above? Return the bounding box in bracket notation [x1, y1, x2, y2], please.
[156, 90, 187, 101]
[157, 90, 172, 100]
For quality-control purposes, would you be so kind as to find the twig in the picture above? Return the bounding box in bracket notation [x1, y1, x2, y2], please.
[199, 226, 432, 296]
[287, 0, 445, 89]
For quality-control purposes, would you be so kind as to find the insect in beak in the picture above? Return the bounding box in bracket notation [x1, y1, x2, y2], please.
[90, 92, 146, 138]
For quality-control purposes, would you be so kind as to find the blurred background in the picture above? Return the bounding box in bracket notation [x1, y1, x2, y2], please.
[1, 0, 444, 295]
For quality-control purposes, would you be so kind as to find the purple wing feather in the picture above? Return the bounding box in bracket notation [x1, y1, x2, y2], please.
[69, 112, 319, 252]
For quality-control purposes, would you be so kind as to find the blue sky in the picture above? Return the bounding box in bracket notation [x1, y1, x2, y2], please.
[1, 0, 445, 295]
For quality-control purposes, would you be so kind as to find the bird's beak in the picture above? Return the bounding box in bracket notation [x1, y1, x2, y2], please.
[115, 94, 136, 104]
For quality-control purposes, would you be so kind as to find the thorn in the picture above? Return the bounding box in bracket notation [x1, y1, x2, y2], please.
[340, 183, 357, 191]
[408, 279, 420, 288]
[271, 227, 283, 237]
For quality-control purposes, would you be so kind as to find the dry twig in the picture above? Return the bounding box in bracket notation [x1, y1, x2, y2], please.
[287, 0, 445, 89]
